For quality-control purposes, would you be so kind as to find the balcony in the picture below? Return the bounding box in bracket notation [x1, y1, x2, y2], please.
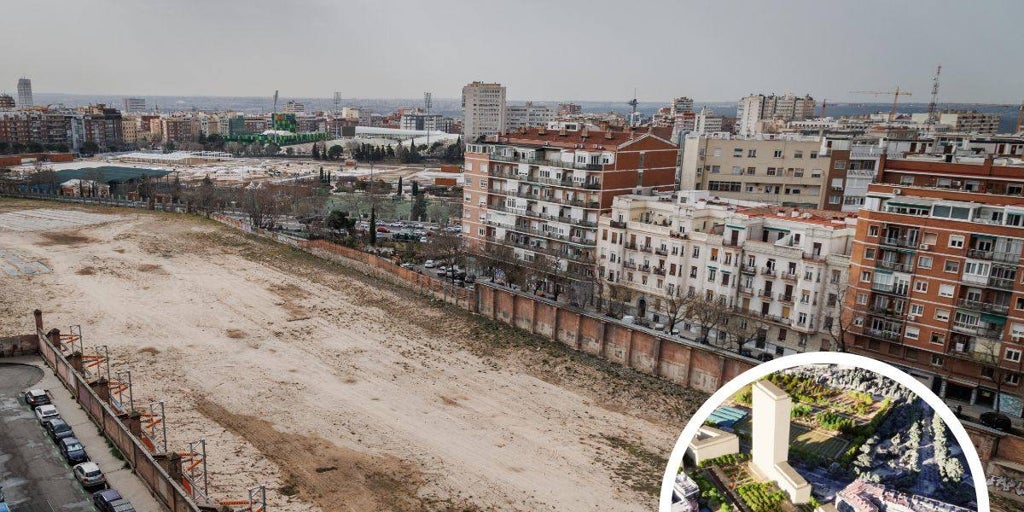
[876, 260, 913, 273]
[988, 276, 1016, 290]
[761, 267, 778, 277]
[778, 293, 794, 304]
[758, 289, 773, 298]
[871, 282, 909, 296]
[741, 264, 757, 275]
[794, 319, 816, 332]
[655, 247, 669, 256]
[624, 242, 638, 250]
[610, 220, 627, 229]
[947, 341, 1000, 366]
[780, 272, 798, 282]
[653, 267, 666, 276]
[639, 245, 653, 253]
[879, 236, 919, 249]
[734, 308, 791, 326]
[869, 306, 906, 321]
[738, 286, 754, 295]
[865, 328, 903, 342]
[952, 321, 1004, 339]
[488, 153, 603, 171]
[968, 248, 1022, 264]
[956, 298, 1010, 315]
[623, 261, 637, 270]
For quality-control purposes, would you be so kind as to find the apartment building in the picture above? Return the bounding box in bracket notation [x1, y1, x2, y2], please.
[123, 98, 146, 113]
[399, 112, 451, 132]
[0, 94, 14, 109]
[679, 133, 828, 208]
[847, 182, 1024, 417]
[463, 126, 678, 282]
[121, 116, 139, 146]
[17, 78, 32, 109]
[506, 102, 554, 131]
[911, 110, 1002, 134]
[462, 81, 506, 142]
[737, 93, 815, 136]
[597, 191, 854, 356]
[161, 117, 199, 144]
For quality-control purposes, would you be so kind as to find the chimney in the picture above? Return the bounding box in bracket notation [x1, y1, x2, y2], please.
[559, 127, 567, 136]
[581, 126, 589, 139]
[538, 125, 547, 135]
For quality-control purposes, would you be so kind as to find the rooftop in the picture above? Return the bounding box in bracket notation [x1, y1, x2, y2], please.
[489, 126, 674, 150]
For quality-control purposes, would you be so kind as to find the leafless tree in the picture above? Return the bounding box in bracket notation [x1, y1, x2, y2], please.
[720, 314, 768, 354]
[685, 291, 731, 344]
[973, 338, 1012, 414]
[606, 281, 634, 318]
[482, 243, 528, 287]
[826, 278, 855, 352]
[183, 175, 221, 217]
[238, 185, 286, 230]
[662, 290, 692, 335]
[421, 230, 465, 268]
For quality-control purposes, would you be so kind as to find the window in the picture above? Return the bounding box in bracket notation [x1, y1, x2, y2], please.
[935, 309, 950, 322]
[981, 367, 995, 379]
[777, 329, 788, 342]
[944, 260, 960, 273]
[690, 266, 698, 278]
[692, 246, 700, 258]
[794, 150, 803, 159]
[864, 248, 876, 260]
[910, 304, 924, 316]
[1007, 374, 1021, 386]
[1007, 348, 1023, 363]
[747, 149, 757, 158]
[733, 147, 743, 157]
[856, 293, 868, 305]
[918, 255, 933, 269]
[810, 151, 818, 159]
[710, 165, 721, 174]
[1017, 297, 1024, 310]
[948, 235, 965, 249]
[931, 333, 945, 345]
[868, 226, 879, 237]
[834, 160, 846, 170]
[708, 268, 716, 281]
[938, 284, 955, 298]
[861, 271, 871, 282]
[914, 280, 929, 293]
[905, 326, 919, 339]
[712, 148, 722, 157]
[773, 149, 783, 158]
[931, 355, 944, 367]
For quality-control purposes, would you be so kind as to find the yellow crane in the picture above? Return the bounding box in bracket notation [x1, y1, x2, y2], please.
[850, 86, 913, 123]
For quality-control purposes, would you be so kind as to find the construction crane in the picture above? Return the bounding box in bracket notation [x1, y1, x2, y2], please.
[627, 89, 640, 127]
[926, 65, 942, 124]
[850, 86, 912, 123]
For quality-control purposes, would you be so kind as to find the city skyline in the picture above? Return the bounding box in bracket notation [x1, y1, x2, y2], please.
[4, 0, 1024, 103]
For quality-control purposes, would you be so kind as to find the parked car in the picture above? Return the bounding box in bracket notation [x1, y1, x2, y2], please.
[375, 226, 390, 233]
[24, 389, 50, 408]
[92, 489, 136, 512]
[73, 461, 107, 488]
[419, 236, 429, 243]
[400, 262, 414, 269]
[756, 353, 775, 362]
[59, 437, 89, 464]
[35, 404, 59, 424]
[980, 411, 1012, 432]
[436, 268, 447, 277]
[465, 274, 476, 284]
[44, 418, 75, 442]
[423, 260, 436, 268]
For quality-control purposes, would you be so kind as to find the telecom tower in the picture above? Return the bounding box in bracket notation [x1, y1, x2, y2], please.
[926, 65, 942, 125]
[424, 92, 432, 146]
[333, 91, 341, 112]
[627, 89, 640, 127]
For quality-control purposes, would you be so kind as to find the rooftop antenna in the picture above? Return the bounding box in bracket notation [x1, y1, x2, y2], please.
[926, 64, 942, 125]
[334, 91, 341, 111]
[627, 88, 640, 127]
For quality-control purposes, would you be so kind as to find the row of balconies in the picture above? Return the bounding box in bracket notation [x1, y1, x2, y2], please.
[488, 152, 604, 171]
[951, 321, 1004, 340]
[967, 248, 1022, 264]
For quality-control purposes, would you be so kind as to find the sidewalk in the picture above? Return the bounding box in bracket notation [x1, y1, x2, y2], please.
[15, 356, 165, 512]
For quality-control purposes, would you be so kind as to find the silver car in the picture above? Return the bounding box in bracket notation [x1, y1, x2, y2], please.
[73, 462, 107, 488]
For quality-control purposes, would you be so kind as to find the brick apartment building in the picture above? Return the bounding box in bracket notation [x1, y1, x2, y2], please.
[463, 126, 678, 284]
[847, 157, 1024, 417]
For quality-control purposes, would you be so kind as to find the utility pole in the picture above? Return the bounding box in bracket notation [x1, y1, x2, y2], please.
[424, 92, 432, 149]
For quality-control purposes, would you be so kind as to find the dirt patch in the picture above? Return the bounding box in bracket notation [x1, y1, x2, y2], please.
[138, 346, 160, 355]
[269, 283, 312, 301]
[225, 329, 248, 339]
[76, 266, 97, 275]
[440, 395, 460, 407]
[38, 231, 95, 246]
[196, 398, 475, 512]
[137, 263, 166, 274]
[597, 434, 668, 497]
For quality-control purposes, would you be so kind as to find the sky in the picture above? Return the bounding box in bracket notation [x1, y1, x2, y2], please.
[4, 0, 1023, 104]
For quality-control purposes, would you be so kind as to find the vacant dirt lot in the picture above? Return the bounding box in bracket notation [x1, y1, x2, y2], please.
[0, 200, 705, 511]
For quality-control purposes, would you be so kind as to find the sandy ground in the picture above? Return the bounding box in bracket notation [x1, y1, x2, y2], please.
[0, 200, 705, 511]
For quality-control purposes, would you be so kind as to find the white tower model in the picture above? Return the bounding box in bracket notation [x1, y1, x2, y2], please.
[750, 379, 811, 504]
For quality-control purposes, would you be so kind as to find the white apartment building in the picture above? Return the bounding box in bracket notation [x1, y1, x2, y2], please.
[506, 102, 554, 131]
[737, 93, 816, 136]
[462, 81, 507, 142]
[597, 191, 854, 356]
[695, 107, 723, 135]
[910, 110, 1002, 134]
[679, 133, 828, 208]
[399, 112, 451, 132]
[282, 100, 305, 113]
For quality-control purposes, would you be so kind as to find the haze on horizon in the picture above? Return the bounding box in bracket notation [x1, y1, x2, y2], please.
[4, 0, 1023, 104]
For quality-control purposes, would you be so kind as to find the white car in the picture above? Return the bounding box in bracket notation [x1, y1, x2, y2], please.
[73, 461, 107, 488]
[35, 404, 59, 424]
[423, 260, 436, 268]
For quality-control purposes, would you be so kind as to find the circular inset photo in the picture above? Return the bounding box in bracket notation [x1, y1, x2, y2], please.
[660, 353, 988, 512]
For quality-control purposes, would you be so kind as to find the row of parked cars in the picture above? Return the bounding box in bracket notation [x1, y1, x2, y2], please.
[24, 389, 137, 511]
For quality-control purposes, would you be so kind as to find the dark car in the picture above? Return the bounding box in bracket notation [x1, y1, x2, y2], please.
[44, 418, 74, 442]
[24, 389, 50, 408]
[58, 437, 89, 464]
[980, 411, 1013, 432]
[92, 489, 136, 512]
[756, 353, 775, 362]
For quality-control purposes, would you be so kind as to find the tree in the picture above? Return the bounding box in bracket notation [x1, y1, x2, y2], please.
[162, 141, 176, 153]
[605, 281, 634, 318]
[325, 210, 356, 232]
[396, 176, 403, 197]
[239, 185, 285, 229]
[327, 144, 344, 160]
[410, 180, 419, 196]
[312, 144, 320, 160]
[720, 314, 767, 354]
[410, 194, 427, 222]
[80, 141, 100, 156]
[369, 207, 377, 245]
[285, 146, 294, 156]
[685, 291, 731, 344]
[422, 230, 464, 269]
[662, 291, 691, 335]
[185, 174, 221, 217]
[264, 143, 280, 156]
[826, 274, 854, 352]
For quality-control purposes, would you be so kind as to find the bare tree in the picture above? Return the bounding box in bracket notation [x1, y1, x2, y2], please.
[239, 185, 285, 230]
[662, 290, 692, 335]
[422, 230, 465, 269]
[973, 337, 1012, 414]
[685, 291, 731, 345]
[605, 281, 634, 318]
[720, 314, 767, 354]
[482, 244, 528, 287]
[184, 175, 221, 217]
[826, 277, 855, 352]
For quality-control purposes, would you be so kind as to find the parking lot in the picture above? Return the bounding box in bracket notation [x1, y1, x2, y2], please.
[0, 360, 161, 512]
[0, 363, 92, 511]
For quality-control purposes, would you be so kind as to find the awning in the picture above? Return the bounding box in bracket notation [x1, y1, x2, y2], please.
[982, 313, 1007, 324]
[726, 224, 747, 230]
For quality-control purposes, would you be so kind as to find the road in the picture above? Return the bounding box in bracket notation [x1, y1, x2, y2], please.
[0, 363, 93, 512]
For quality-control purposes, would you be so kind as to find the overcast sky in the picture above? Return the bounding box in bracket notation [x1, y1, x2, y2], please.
[4, 0, 1022, 103]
